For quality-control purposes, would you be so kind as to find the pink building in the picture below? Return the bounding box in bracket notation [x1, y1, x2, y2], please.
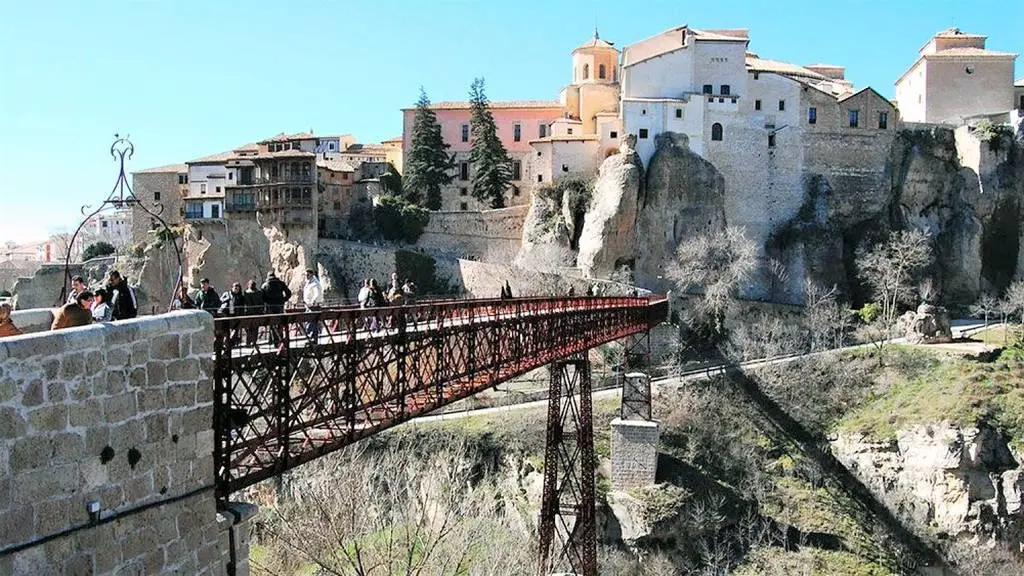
[402, 101, 564, 211]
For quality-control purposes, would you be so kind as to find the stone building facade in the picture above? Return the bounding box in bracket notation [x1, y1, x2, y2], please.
[0, 311, 254, 575]
[131, 164, 187, 244]
[895, 28, 1018, 124]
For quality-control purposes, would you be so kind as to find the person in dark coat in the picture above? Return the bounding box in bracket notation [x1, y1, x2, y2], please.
[219, 283, 245, 317]
[261, 272, 292, 314]
[196, 278, 221, 315]
[243, 280, 266, 345]
[52, 291, 94, 330]
[106, 270, 137, 320]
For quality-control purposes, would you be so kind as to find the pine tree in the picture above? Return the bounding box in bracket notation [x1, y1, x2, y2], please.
[403, 87, 455, 210]
[468, 78, 512, 209]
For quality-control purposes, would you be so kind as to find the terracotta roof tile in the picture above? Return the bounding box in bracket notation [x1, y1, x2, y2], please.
[746, 56, 829, 80]
[317, 158, 356, 172]
[134, 163, 188, 174]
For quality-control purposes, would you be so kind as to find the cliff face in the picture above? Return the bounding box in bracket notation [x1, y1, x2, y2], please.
[834, 424, 1023, 550]
[576, 135, 643, 279]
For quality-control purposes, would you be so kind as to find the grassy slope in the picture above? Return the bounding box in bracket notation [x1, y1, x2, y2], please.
[837, 346, 1024, 451]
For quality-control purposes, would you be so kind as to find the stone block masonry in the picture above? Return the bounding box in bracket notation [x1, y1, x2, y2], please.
[0, 310, 251, 575]
[610, 418, 660, 491]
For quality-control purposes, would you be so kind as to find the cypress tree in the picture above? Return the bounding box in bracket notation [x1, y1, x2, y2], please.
[403, 87, 454, 210]
[468, 78, 512, 209]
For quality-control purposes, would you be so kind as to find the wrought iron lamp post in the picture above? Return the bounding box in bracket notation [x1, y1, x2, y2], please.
[58, 135, 184, 311]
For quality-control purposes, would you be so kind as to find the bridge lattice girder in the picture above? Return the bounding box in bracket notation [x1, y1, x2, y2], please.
[213, 296, 668, 499]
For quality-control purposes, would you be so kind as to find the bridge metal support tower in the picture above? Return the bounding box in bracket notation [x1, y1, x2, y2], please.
[537, 355, 597, 576]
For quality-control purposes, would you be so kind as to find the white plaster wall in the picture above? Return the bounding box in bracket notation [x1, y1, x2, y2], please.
[187, 164, 229, 198]
[622, 49, 694, 99]
[692, 40, 749, 97]
[925, 58, 1016, 123]
[624, 99, 705, 165]
[896, 63, 928, 123]
[550, 140, 601, 181]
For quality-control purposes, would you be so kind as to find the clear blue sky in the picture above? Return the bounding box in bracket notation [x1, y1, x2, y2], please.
[1, 0, 1020, 244]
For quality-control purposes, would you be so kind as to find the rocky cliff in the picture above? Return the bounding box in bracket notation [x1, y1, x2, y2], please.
[834, 423, 1023, 551]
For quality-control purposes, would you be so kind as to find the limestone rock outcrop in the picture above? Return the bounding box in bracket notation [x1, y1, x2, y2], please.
[833, 423, 1023, 549]
[516, 176, 586, 271]
[899, 303, 953, 344]
[634, 132, 727, 292]
[576, 135, 643, 279]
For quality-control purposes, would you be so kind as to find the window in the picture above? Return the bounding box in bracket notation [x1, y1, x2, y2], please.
[778, 100, 786, 111]
[215, 186, 221, 193]
[537, 174, 543, 183]
[343, 172, 349, 180]
[878, 111, 888, 129]
[753, 72, 760, 80]
[675, 108, 682, 118]
[460, 202, 468, 211]
[459, 187, 468, 196]
[768, 133, 776, 148]
[333, 201, 341, 210]
[102, 221, 108, 228]
[562, 164, 569, 173]
[599, 64, 606, 79]
[512, 160, 521, 180]
[211, 204, 220, 219]
[702, 84, 713, 94]
[711, 123, 723, 141]
[583, 64, 589, 79]
[567, 128, 573, 134]
[329, 142, 336, 151]
[461, 124, 470, 142]
[185, 201, 204, 219]
[513, 123, 521, 142]
[512, 186, 520, 196]
[154, 191, 161, 201]
[755, 99, 762, 111]
[200, 183, 207, 194]
[641, 109, 646, 115]
[609, 130, 618, 139]
[639, 128, 649, 139]
[178, 174, 187, 184]
[720, 85, 730, 96]
[459, 162, 469, 180]
[965, 66, 975, 75]
[539, 124, 548, 138]
[848, 109, 859, 128]
[808, 107, 817, 124]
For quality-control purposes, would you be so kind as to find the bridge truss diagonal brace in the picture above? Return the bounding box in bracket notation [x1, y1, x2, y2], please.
[537, 354, 597, 576]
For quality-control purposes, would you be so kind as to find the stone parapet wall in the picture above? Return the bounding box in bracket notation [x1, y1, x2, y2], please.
[415, 205, 527, 260]
[9, 308, 56, 334]
[0, 311, 234, 575]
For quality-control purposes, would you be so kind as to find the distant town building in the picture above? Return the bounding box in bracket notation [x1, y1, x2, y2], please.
[82, 209, 132, 251]
[316, 156, 359, 237]
[223, 134, 318, 227]
[895, 28, 1018, 124]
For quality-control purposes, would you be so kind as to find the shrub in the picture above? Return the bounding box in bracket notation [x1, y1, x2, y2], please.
[857, 302, 882, 324]
[373, 195, 430, 243]
[82, 241, 115, 261]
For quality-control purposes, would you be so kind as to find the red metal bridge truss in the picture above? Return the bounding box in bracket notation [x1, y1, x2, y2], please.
[213, 295, 668, 499]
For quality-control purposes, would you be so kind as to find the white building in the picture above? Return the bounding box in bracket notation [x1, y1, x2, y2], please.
[895, 28, 1018, 124]
[82, 209, 132, 251]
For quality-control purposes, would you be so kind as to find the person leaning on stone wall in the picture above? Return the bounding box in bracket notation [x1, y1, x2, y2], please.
[0, 302, 22, 337]
[52, 291, 94, 330]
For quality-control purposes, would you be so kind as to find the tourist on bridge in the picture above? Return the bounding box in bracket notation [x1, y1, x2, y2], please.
[243, 280, 266, 346]
[52, 291, 94, 330]
[67, 275, 87, 305]
[171, 284, 195, 310]
[219, 283, 245, 317]
[0, 303, 22, 338]
[302, 269, 323, 341]
[197, 278, 220, 315]
[106, 270, 138, 321]
[91, 288, 113, 322]
[261, 271, 291, 315]
[357, 278, 372, 308]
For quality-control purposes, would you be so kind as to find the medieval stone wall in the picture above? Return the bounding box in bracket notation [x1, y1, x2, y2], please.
[415, 205, 528, 261]
[0, 311, 247, 575]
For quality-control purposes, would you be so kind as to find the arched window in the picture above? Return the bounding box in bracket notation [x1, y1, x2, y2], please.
[711, 123, 723, 141]
[583, 64, 589, 79]
[599, 64, 606, 79]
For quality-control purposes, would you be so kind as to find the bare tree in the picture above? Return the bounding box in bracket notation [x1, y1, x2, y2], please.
[803, 280, 849, 352]
[855, 230, 932, 327]
[667, 227, 757, 337]
[256, 435, 534, 575]
[969, 294, 1000, 330]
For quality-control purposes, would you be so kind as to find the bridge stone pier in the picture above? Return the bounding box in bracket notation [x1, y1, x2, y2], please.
[610, 372, 659, 490]
[0, 311, 255, 575]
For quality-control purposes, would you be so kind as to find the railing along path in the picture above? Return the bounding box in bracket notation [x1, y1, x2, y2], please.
[213, 295, 668, 499]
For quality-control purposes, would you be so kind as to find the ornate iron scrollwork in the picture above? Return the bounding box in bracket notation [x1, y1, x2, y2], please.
[58, 135, 183, 311]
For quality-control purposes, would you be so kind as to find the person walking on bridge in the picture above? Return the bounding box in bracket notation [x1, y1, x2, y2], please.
[197, 278, 220, 316]
[302, 269, 323, 341]
[106, 270, 137, 321]
[243, 280, 265, 346]
[261, 271, 291, 314]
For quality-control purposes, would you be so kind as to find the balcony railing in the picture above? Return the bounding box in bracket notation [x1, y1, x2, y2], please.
[232, 174, 314, 186]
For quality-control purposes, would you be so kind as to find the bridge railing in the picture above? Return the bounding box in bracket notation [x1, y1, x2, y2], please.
[211, 295, 668, 499]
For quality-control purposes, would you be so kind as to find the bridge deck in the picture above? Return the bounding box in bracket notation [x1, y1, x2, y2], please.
[213, 295, 668, 498]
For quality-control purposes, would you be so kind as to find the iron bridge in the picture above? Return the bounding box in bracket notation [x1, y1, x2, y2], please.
[213, 295, 669, 501]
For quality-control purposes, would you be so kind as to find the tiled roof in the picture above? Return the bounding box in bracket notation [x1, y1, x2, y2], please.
[693, 28, 749, 42]
[573, 33, 616, 53]
[187, 149, 237, 164]
[317, 158, 356, 172]
[239, 149, 315, 160]
[340, 144, 390, 155]
[381, 137, 403, 144]
[134, 163, 187, 174]
[930, 47, 1017, 57]
[934, 27, 986, 39]
[746, 56, 829, 80]
[404, 100, 562, 111]
[260, 132, 316, 143]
